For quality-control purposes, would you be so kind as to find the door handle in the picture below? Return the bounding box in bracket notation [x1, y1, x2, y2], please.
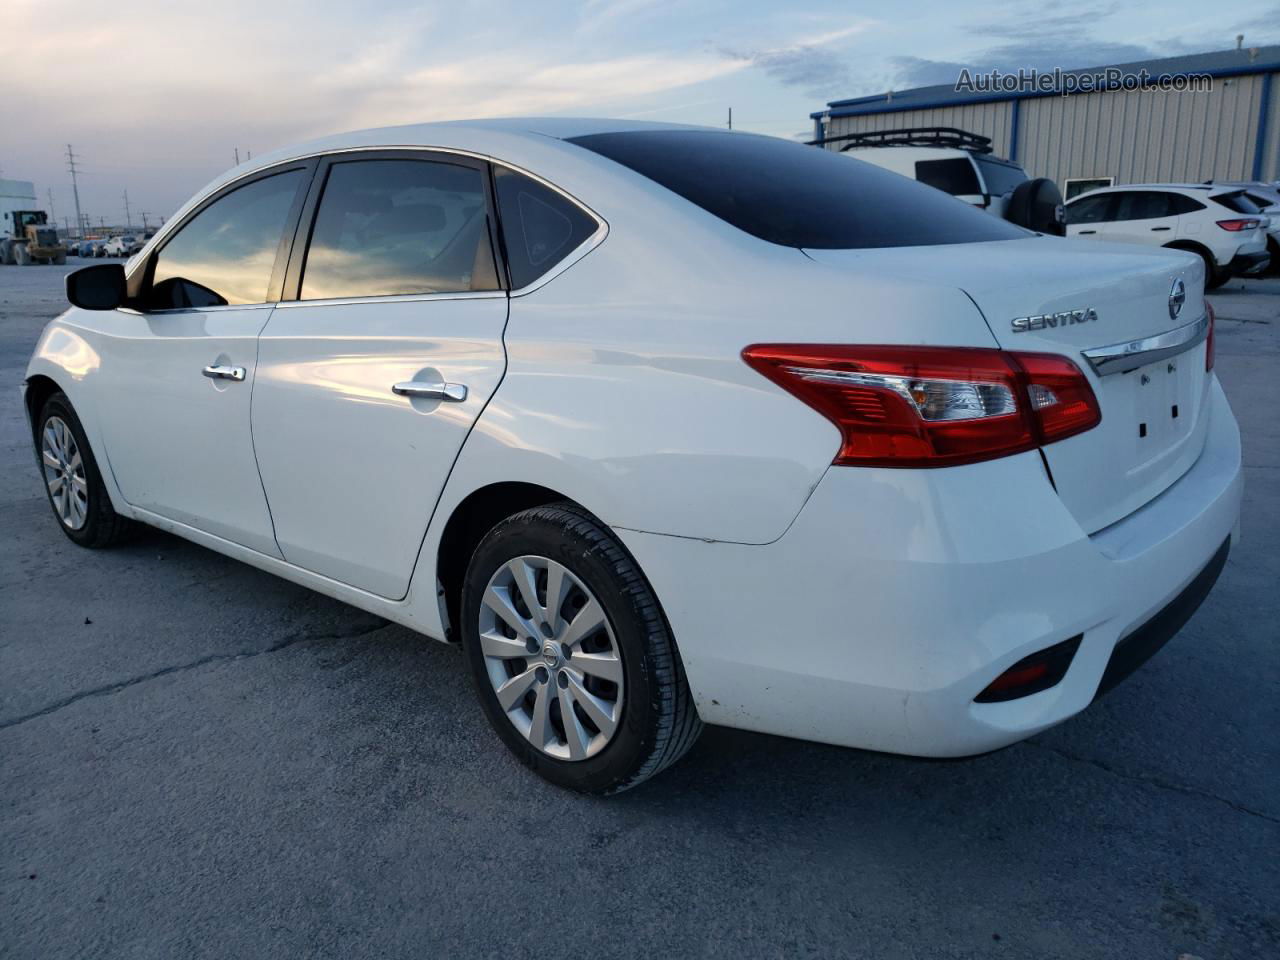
[392, 380, 468, 402]
[1151, 226, 1172, 232]
[202, 364, 246, 381]
[1079, 229, 1097, 234]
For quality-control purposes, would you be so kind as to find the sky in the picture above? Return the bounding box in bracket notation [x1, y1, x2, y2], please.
[2, 0, 1277, 231]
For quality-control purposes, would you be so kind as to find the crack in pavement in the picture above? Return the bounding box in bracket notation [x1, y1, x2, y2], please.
[0, 621, 392, 732]
[1025, 738, 1280, 825]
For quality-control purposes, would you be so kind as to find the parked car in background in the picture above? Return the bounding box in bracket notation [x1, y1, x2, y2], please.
[1208, 181, 1280, 272]
[1065, 183, 1270, 288]
[24, 119, 1241, 793]
[102, 235, 139, 257]
[90, 237, 114, 258]
[818, 127, 1066, 235]
[74, 239, 97, 258]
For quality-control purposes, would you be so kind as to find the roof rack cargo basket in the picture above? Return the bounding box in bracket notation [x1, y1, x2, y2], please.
[807, 127, 994, 154]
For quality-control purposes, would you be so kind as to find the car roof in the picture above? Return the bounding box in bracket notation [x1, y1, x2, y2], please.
[1067, 182, 1243, 201]
[244, 117, 706, 168]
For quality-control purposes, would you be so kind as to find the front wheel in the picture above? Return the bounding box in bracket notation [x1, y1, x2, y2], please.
[37, 393, 135, 547]
[462, 502, 702, 793]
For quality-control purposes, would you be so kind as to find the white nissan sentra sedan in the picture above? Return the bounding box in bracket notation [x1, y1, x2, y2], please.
[24, 119, 1242, 793]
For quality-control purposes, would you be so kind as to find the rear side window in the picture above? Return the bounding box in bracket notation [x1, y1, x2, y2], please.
[914, 158, 980, 196]
[568, 130, 1027, 249]
[1065, 194, 1114, 224]
[148, 169, 304, 308]
[973, 157, 1028, 197]
[300, 158, 499, 301]
[1169, 193, 1206, 215]
[1112, 192, 1173, 221]
[493, 167, 599, 289]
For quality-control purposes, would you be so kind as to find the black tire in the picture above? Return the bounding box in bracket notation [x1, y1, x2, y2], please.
[36, 392, 136, 548]
[1200, 250, 1228, 290]
[462, 502, 701, 794]
[1006, 177, 1066, 235]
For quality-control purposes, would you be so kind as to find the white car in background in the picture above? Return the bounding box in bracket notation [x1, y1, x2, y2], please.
[23, 120, 1241, 793]
[823, 127, 1066, 234]
[1065, 183, 1270, 288]
[102, 235, 139, 257]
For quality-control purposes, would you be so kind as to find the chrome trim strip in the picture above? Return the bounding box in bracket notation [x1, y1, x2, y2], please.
[274, 290, 505, 309]
[1081, 313, 1209, 376]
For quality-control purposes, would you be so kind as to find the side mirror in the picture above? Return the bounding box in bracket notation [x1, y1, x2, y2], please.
[66, 263, 127, 310]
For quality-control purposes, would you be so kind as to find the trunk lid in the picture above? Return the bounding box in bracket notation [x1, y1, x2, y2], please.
[804, 237, 1211, 533]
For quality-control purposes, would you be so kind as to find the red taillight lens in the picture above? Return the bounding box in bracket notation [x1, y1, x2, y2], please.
[1215, 218, 1260, 231]
[1205, 300, 1215, 371]
[1012, 351, 1104, 442]
[742, 344, 1101, 468]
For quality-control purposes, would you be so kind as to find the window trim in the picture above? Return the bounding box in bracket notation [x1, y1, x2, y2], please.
[126, 158, 319, 312]
[489, 162, 609, 298]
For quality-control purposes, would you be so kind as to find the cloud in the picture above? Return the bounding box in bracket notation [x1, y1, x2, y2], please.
[721, 20, 875, 98]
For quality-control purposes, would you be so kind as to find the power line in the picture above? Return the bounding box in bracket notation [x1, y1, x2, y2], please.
[66, 145, 85, 239]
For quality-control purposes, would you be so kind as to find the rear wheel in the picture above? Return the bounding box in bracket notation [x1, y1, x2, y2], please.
[13, 243, 31, 266]
[1201, 250, 1228, 290]
[37, 393, 135, 548]
[462, 502, 701, 793]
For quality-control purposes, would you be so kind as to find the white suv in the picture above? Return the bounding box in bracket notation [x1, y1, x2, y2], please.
[25, 120, 1241, 793]
[1065, 184, 1270, 288]
[826, 127, 1065, 234]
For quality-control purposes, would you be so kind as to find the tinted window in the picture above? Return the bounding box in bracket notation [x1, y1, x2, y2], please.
[1212, 190, 1263, 215]
[148, 169, 304, 308]
[1111, 192, 1173, 221]
[914, 158, 980, 196]
[1169, 193, 1206, 215]
[300, 159, 498, 300]
[974, 157, 1028, 197]
[493, 167, 599, 289]
[568, 130, 1028, 249]
[1064, 194, 1113, 224]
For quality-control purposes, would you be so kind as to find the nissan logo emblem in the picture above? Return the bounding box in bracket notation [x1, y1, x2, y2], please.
[1169, 278, 1186, 320]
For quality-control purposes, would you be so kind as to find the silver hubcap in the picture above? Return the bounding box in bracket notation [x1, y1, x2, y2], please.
[42, 416, 88, 531]
[479, 556, 624, 761]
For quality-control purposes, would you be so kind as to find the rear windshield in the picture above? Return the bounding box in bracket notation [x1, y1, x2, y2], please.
[567, 130, 1029, 249]
[1213, 191, 1264, 215]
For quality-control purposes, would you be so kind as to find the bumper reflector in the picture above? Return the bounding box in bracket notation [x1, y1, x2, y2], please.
[975, 635, 1083, 703]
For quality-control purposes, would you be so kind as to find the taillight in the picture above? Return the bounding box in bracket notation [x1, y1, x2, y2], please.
[1205, 300, 1215, 371]
[1216, 218, 1260, 231]
[741, 344, 1101, 468]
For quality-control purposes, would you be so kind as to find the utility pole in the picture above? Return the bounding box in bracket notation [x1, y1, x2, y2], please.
[727, 107, 732, 130]
[122, 189, 132, 230]
[234, 147, 240, 165]
[46, 188, 56, 223]
[66, 145, 84, 239]
[139, 211, 151, 231]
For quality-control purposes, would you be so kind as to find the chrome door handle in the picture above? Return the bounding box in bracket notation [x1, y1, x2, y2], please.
[392, 380, 468, 402]
[202, 364, 246, 381]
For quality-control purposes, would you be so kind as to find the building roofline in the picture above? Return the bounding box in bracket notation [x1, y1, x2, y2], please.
[811, 47, 1280, 120]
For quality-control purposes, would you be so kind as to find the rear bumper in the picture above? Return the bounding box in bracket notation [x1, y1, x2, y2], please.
[1229, 250, 1271, 276]
[618, 376, 1243, 757]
